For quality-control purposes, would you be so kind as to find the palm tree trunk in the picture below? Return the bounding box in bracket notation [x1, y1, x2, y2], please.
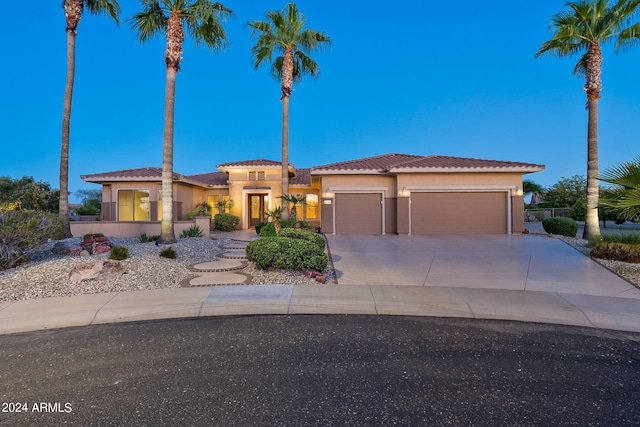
[60, 27, 76, 238]
[160, 66, 177, 244]
[281, 95, 290, 201]
[583, 98, 601, 240]
[583, 43, 602, 240]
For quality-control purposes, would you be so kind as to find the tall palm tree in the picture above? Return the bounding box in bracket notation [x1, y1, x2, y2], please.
[535, 0, 640, 240]
[248, 3, 331, 201]
[130, 0, 232, 243]
[61, 0, 120, 237]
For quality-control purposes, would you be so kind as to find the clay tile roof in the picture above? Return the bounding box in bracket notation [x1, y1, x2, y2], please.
[311, 153, 424, 172]
[216, 159, 284, 168]
[187, 171, 229, 187]
[311, 153, 544, 174]
[81, 167, 164, 182]
[388, 155, 545, 171]
[290, 168, 311, 186]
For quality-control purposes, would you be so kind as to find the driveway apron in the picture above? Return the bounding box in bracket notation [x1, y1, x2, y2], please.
[326, 234, 640, 299]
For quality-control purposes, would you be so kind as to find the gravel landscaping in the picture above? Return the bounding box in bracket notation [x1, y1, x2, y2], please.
[1, 227, 638, 303]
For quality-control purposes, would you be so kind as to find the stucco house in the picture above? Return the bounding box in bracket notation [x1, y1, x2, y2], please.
[79, 153, 544, 237]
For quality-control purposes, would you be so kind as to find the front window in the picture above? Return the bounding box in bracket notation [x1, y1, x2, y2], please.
[208, 195, 231, 213]
[118, 189, 150, 221]
[305, 194, 318, 219]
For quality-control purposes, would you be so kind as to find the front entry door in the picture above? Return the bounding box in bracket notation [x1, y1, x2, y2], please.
[249, 194, 267, 227]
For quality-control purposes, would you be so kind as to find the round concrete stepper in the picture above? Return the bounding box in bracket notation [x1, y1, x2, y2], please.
[192, 259, 245, 272]
[218, 249, 247, 260]
[189, 273, 248, 286]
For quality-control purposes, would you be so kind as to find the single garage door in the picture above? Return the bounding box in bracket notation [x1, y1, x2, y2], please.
[335, 193, 382, 234]
[411, 192, 507, 234]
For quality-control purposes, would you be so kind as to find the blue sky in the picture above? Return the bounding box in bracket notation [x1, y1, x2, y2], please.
[3, 1, 640, 202]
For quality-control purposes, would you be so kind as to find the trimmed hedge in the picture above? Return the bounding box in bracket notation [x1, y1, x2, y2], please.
[214, 213, 240, 232]
[259, 222, 277, 237]
[542, 217, 578, 237]
[255, 222, 269, 235]
[279, 228, 325, 250]
[246, 237, 328, 271]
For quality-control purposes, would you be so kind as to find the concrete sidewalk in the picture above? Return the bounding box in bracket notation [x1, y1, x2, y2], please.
[2, 284, 640, 335]
[2, 231, 640, 335]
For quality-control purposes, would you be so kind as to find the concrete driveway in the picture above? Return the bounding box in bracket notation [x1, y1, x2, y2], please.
[326, 234, 640, 298]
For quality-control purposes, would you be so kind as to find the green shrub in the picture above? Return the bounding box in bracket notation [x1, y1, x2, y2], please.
[297, 221, 314, 231]
[139, 232, 149, 243]
[246, 237, 328, 271]
[83, 233, 105, 240]
[279, 228, 325, 250]
[570, 198, 586, 221]
[214, 213, 240, 232]
[160, 247, 176, 259]
[186, 211, 212, 220]
[0, 210, 65, 270]
[255, 222, 269, 235]
[542, 217, 578, 237]
[591, 241, 640, 263]
[259, 222, 277, 237]
[109, 246, 129, 260]
[180, 225, 203, 238]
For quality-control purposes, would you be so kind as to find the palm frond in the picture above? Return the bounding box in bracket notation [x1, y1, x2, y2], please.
[129, 0, 167, 43]
[599, 157, 640, 188]
[86, 0, 121, 23]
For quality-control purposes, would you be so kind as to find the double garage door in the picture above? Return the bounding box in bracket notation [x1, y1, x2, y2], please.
[333, 192, 507, 235]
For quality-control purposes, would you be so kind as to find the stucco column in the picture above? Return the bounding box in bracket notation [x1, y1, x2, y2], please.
[396, 196, 410, 235]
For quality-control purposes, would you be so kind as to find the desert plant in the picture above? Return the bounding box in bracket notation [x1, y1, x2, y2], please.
[180, 225, 203, 238]
[139, 232, 149, 243]
[195, 202, 211, 216]
[280, 193, 305, 221]
[246, 236, 327, 271]
[214, 213, 240, 232]
[160, 246, 176, 259]
[109, 246, 129, 261]
[0, 210, 66, 270]
[542, 217, 578, 237]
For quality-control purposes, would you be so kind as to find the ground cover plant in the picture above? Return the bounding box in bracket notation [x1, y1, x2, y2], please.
[160, 247, 177, 259]
[109, 246, 129, 261]
[591, 234, 640, 263]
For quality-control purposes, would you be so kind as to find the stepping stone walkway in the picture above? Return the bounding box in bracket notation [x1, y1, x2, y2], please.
[186, 237, 253, 287]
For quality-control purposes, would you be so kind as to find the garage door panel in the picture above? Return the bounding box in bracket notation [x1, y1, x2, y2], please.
[411, 192, 506, 234]
[335, 193, 382, 235]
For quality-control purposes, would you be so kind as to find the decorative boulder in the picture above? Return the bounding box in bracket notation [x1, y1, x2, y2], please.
[91, 241, 112, 255]
[69, 260, 125, 284]
[51, 242, 72, 256]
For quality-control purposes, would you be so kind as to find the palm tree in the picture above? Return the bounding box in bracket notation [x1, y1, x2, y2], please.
[599, 157, 640, 221]
[265, 205, 284, 236]
[248, 3, 331, 201]
[130, 0, 232, 243]
[279, 193, 305, 221]
[61, 0, 120, 237]
[535, 0, 640, 240]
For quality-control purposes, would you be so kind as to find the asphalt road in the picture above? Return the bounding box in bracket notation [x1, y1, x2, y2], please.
[1, 315, 639, 426]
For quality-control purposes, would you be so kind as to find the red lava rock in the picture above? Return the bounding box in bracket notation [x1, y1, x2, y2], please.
[82, 237, 95, 245]
[267, 266, 276, 271]
[315, 275, 326, 284]
[92, 242, 112, 255]
[95, 236, 109, 242]
[522, 229, 530, 234]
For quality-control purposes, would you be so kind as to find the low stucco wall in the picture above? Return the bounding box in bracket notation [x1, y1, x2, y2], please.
[70, 218, 210, 238]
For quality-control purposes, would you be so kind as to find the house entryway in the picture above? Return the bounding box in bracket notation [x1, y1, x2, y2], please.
[248, 194, 268, 228]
